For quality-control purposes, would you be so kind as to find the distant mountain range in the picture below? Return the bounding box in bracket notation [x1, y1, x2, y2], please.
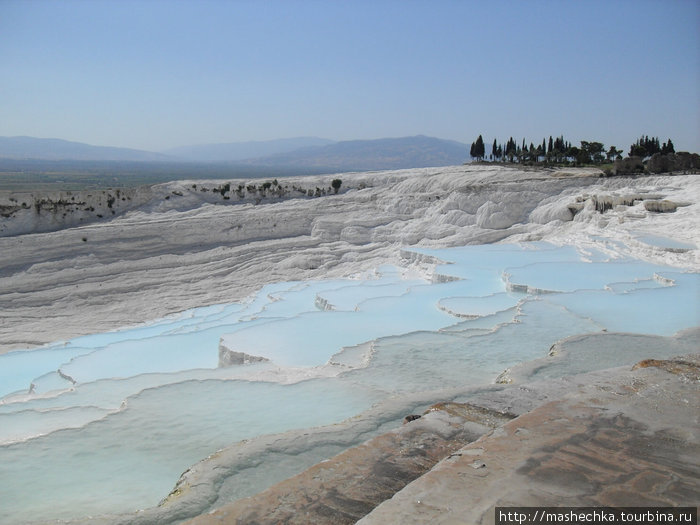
[244, 135, 469, 171]
[163, 137, 335, 162]
[0, 136, 172, 162]
[0, 135, 469, 171]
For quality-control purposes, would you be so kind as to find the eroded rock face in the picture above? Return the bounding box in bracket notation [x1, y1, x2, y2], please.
[0, 187, 154, 236]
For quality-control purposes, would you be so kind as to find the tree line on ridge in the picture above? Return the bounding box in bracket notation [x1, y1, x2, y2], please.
[469, 134, 677, 166]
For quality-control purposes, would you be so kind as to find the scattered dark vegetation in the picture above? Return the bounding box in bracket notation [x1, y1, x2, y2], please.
[196, 177, 343, 204]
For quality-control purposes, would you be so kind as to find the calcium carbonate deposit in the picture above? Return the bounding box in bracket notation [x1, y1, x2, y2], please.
[0, 165, 698, 524]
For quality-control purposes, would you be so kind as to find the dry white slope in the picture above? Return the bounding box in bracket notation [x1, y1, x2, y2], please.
[0, 165, 697, 353]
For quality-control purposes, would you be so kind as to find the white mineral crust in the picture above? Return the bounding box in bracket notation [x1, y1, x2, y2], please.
[1, 165, 697, 353]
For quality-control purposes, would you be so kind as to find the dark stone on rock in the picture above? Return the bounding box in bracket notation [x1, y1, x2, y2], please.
[403, 414, 421, 424]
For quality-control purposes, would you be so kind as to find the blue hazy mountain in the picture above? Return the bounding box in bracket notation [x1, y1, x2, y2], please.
[0, 136, 173, 162]
[0, 135, 468, 172]
[164, 137, 336, 162]
[243, 135, 468, 171]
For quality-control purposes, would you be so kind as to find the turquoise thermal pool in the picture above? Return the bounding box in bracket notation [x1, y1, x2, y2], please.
[0, 241, 698, 524]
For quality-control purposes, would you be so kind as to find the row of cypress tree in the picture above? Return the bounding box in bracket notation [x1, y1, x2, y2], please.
[629, 136, 675, 158]
[470, 134, 675, 165]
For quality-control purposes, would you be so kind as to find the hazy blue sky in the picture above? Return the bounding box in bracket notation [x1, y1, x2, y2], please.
[1, 0, 698, 152]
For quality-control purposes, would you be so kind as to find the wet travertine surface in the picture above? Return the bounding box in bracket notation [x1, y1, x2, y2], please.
[183, 355, 699, 524]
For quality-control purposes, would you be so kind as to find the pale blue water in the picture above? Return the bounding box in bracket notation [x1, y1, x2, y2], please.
[0, 241, 697, 524]
[637, 234, 696, 251]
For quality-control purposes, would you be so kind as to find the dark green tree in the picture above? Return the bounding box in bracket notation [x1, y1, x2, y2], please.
[476, 135, 485, 159]
[630, 135, 663, 158]
[661, 139, 675, 155]
[607, 146, 622, 161]
[567, 145, 580, 163]
[505, 137, 516, 162]
[629, 141, 646, 158]
[584, 141, 606, 163]
[331, 179, 342, 194]
[471, 135, 485, 160]
[553, 136, 565, 162]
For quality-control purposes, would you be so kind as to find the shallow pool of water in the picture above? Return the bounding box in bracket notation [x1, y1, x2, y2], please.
[1, 240, 697, 524]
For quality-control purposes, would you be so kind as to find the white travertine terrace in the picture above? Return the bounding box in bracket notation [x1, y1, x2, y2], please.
[0, 165, 698, 524]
